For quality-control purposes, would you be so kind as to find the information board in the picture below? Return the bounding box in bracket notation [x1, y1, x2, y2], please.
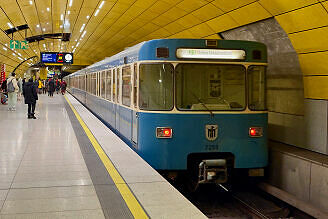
[41, 52, 73, 64]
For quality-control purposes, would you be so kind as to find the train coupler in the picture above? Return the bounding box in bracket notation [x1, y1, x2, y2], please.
[198, 159, 228, 184]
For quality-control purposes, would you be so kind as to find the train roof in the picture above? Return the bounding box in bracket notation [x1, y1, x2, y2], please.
[68, 38, 267, 77]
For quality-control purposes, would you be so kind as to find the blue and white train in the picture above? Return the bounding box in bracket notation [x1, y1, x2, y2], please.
[65, 39, 268, 185]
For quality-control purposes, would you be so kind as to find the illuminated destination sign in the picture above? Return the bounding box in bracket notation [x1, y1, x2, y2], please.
[176, 48, 246, 60]
[41, 52, 73, 64]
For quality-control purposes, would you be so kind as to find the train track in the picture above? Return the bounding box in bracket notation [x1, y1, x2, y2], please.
[174, 182, 313, 219]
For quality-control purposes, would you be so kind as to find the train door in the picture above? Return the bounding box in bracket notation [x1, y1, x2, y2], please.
[132, 63, 138, 145]
[112, 69, 116, 129]
[115, 67, 121, 131]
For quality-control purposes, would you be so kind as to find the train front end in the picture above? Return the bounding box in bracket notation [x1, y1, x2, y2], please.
[136, 39, 268, 185]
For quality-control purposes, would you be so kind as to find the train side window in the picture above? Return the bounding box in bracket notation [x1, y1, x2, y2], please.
[91, 73, 97, 95]
[133, 63, 137, 108]
[116, 68, 120, 103]
[113, 69, 116, 102]
[101, 71, 106, 99]
[248, 66, 267, 111]
[105, 70, 111, 101]
[122, 66, 132, 107]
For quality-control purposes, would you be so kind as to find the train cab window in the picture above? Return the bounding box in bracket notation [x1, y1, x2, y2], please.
[122, 66, 132, 106]
[105, 70, 111, 101]
[248, 66, 266, 111]
[101, 71, 106, 99]
[91, 73, 97, 95]
[176, 64, 246, 111]
[139, 64, 173, 110]
[113, 69, 116, 102]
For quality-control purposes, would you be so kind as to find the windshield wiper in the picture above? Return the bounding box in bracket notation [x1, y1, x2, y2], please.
[189, 91, 214, 117]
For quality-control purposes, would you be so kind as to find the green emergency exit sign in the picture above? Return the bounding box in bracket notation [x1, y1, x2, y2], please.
[10, 40, 29, 50]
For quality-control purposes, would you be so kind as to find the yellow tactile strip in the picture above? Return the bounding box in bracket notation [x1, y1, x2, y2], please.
[64, 95, 149, 219]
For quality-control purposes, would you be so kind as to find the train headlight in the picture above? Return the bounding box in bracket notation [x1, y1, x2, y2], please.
[249, 127, 263, 137]
[156, 127, 172, 138]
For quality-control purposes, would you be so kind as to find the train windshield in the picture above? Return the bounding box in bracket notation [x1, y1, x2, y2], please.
[176, 64, 246, 111]
[139, 63, 174, 110]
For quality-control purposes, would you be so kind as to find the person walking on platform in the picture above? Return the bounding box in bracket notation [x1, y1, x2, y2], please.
[61, 80, 67, 95]
[23, 78, 38, 119]
[38, 79, 43, 94]
[7, 73, 19, 111]
[48, 78, 55, 97]
[17, 77, 23, 101]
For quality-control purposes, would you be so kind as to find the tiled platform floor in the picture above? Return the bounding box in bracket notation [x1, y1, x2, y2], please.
[0, 94, 105, 218]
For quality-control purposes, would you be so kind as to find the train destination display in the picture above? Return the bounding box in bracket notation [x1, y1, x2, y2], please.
[41, 52, 73, 64]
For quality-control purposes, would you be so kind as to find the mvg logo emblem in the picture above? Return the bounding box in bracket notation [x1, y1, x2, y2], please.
[205, 125, 218, 141]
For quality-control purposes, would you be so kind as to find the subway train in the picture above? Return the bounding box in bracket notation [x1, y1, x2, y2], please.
[65, 39, 268, 187]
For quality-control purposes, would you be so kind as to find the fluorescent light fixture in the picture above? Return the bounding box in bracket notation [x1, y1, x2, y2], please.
[81, 30, 86, 38]
[75, 39, 77, 42]
[3, 47, 7, 51]
[36, 24, 40, 28]
[69, 0, 73, 7]
[12, 53, 16, 56]
[176, 48, 246, 60]
[60, 25, 63, 28]
[60, 14, 64, 20]
[29, 0, 32, 5]
[76, 42, 80, 47]
[47, 7, 50, 11]
[7, 23, 13, 28]
[94, 9, 100, 16]
[99, 1, 105, 9]
[86, 15, 90, 19]
[43, 28, 46, 31]
[5, 44, 8, 46]
[18, 53, 22, 56]
[67, 10, 70, 15]
[79, 23, 85, 32]
[18, 57, 23, 61]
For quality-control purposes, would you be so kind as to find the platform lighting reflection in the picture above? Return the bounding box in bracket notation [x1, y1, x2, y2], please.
[43, 28, 45, 31]
[36, 24, 40, 28]
[47, 7, 50, 11]
[29, 0, 32, 5]
[68, 11, 70, 15]
[61, 14, 64, 20]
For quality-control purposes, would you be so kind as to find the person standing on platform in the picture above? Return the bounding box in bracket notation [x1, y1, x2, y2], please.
[38, 79, 43, 94]
[7, 73, 19, 111]
[23, 78, 38, 119]
[48, 78, 55, 97]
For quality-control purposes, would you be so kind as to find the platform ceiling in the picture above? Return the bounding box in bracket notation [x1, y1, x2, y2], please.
[0, 0, 327, 98]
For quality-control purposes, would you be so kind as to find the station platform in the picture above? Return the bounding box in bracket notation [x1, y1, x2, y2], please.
[0, 94, 205, 218]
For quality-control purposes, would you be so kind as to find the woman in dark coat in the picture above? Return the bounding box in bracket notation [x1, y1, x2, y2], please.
[23, 78, 38, 119]
[48, 79, 55, 97]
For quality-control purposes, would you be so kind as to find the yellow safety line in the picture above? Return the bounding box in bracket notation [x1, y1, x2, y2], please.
[64, 95, 148, 219]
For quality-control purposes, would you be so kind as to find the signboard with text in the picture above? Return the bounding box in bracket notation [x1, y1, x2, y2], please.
[10, 40, 29, 50]
[41, 52, 73, 64]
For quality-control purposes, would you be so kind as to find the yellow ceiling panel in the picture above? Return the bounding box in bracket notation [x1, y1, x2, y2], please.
[188, 23, 216, 38]
[304, 76, 328, 99]
[322, 1, 328, 10]
[163, 22, 186, 35]
[289, 26, 328, 53]
[147, 28, 171, 39]
[275, 4, 328, 34]
[298, 51, 328, 76]
[176, 0, 209, 13]
[168, 29, 196, 39]
[202, 34, 221, 39]
[210, 0, 257, 12]
[176, 14, 202, 29]
[228, 2, 272, 26]
[147, 1, 173, 14]
[259, 0, 319, 16]
[205, 14, 239, 33]
[152, 7, 187, 27]
[191, 3, 224, 22]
